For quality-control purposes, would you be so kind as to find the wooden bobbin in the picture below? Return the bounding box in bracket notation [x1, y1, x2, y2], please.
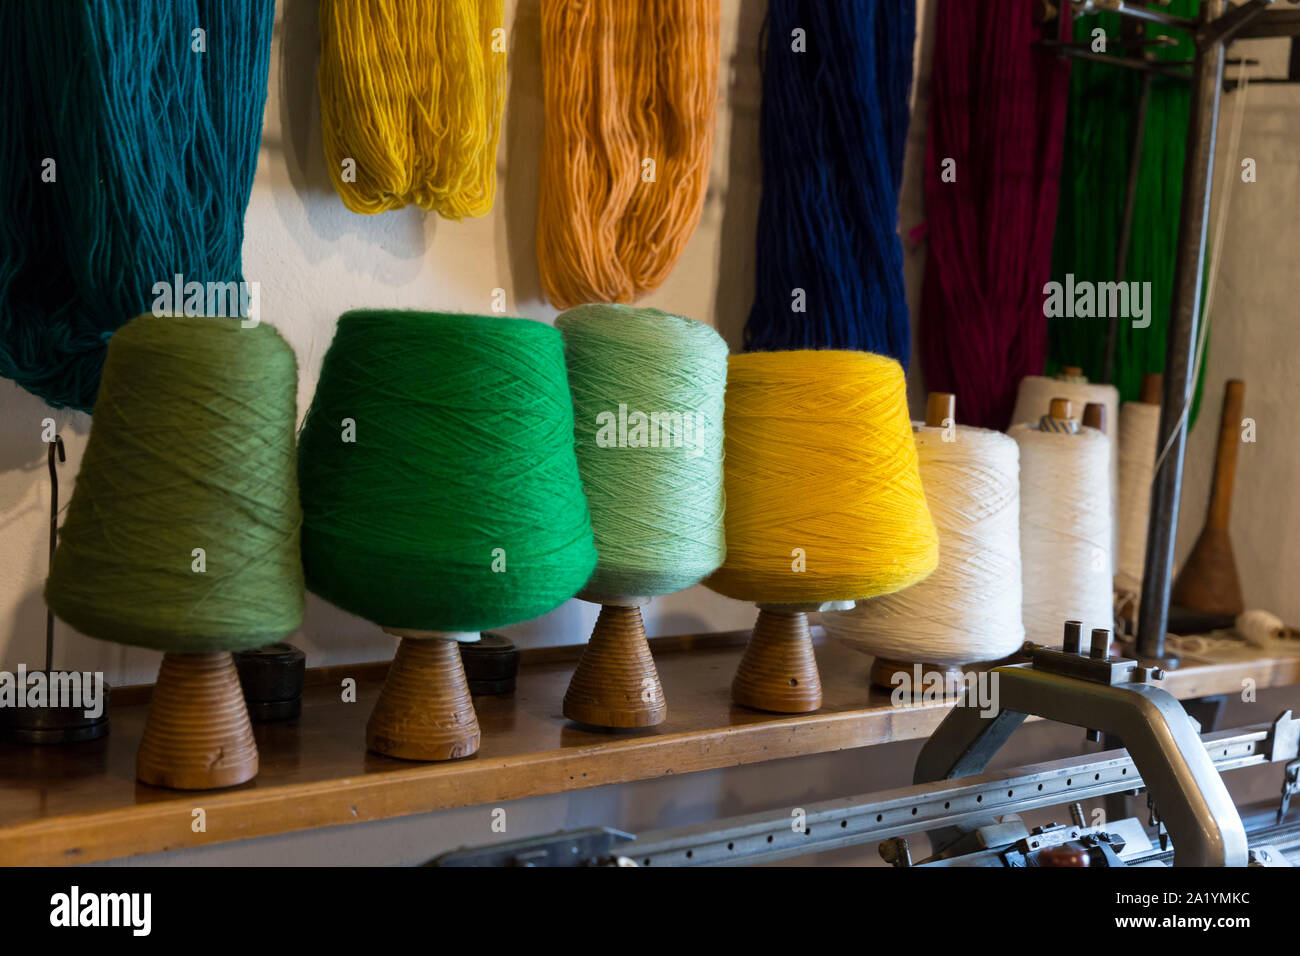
[1060, 366, 1084, 379]
[732, 603, 834, 713]
[926, 391, 955, 430]
[137, 652, 258, 790]
[1140, 372, 1164, 406]
[367, 630, 481, 761]
[563, 594, 665, 728]
[871, 391, 973, 695]
[1171, 379, 1246, 616]
[1050, 397, 1073, 422]
[1083, 401, 1107, 434]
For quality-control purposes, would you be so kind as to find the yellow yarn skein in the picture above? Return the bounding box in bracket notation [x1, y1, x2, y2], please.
[319, 0, 505, 218]
[705, 351, 939, 604]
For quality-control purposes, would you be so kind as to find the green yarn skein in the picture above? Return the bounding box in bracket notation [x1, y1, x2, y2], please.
[556, 304, 727, 598]
[297, 310, 598, 632]
[46, 314, 305, 652]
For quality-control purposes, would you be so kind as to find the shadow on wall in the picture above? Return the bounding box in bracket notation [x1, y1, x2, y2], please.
[710, 0, 765, 352]
[502, 0, 546, 312]
[272, 0, 430, 276]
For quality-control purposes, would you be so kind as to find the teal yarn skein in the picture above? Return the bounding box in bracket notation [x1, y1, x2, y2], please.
[297, 311, 598, 632]
[46, 315, 305, 652]
[556, 304, 727, 598]
[0, 0, 275, 411]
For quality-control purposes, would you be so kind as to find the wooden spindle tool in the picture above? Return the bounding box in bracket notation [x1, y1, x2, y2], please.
[1170, 379, 1246, 615]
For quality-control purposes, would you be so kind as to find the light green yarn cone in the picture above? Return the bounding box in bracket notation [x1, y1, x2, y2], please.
[556, 304, 728, 598]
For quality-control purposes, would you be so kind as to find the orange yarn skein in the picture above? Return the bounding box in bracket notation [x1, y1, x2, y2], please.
[537, 0, 720, 308]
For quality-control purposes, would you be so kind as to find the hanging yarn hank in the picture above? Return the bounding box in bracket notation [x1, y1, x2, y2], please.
[0, 0, 275, 412]
[319, 0, 505, 218]
[536, 0, 720, 309]
[296, 311, 598, 633]
[1048, 0, 1208, 421]
[556, 304, 727, 599]
[46, 315, 304, 653]
[744, 0, 915, 361]
[1009, 421, 1113, 644]
[705, 350, 938, 605]
[823, 423, 1024, 666]
[919, 0, 1072, 428]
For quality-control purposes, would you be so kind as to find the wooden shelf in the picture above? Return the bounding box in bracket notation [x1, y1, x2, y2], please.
[2, 629, 1298, 865]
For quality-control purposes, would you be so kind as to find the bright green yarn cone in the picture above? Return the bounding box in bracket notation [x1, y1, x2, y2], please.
[46, 314, 305, 652]
[556, 304, 727, 598]
[297, 310, 598, 632]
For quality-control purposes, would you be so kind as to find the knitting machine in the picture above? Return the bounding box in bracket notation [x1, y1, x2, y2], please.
[431, 622, 1300, 867]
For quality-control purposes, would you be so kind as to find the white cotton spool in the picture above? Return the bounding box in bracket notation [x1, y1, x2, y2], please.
[822, 422, 1024, 666]
[1012, 375, 1119, 569]
[1010, 421, 1113, 645]
[1116, 400, 1162, 593]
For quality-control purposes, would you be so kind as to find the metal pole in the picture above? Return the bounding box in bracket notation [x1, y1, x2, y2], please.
[1136, 1, 1226, 661]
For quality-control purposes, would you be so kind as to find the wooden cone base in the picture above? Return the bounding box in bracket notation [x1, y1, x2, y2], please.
[563, 604, 665, 728]
[137, 652, 258, 790]
[367, 638, 480, 761]
[731, 608, 822, 713]
[869, 658, 970, 696]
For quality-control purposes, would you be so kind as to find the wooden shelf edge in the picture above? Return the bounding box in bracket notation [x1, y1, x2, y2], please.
[0, 703, 949, 866]
[3, 631, 1297, 866]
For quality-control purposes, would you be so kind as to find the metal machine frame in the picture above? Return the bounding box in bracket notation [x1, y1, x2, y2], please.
[430, 708, 1300, 867]
[1050, 1, 1300, 662]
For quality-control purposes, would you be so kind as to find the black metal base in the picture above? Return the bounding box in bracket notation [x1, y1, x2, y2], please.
[461, 633, 519, 697]
[245, 696, 301, 722]
[235, 642, 305, 724]
[467, 676, 516, 696]
[2, 696, 110, 745]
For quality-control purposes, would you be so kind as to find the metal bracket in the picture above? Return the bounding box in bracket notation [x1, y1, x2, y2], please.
[1278, 759, 1300, 824]
[429, 826, 634, 867]
[915, 623, 1248, 866]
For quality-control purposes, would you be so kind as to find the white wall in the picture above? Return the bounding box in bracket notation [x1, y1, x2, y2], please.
[1176, 53, 1300, 621]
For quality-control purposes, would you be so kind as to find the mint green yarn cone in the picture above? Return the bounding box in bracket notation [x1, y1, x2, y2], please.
[556, 304, 727, 598]
[46, 315, 305, 652]
[297, 310, 598, 632]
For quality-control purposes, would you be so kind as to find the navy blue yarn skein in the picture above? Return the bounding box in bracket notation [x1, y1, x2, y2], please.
[744, 0, 915, 363]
